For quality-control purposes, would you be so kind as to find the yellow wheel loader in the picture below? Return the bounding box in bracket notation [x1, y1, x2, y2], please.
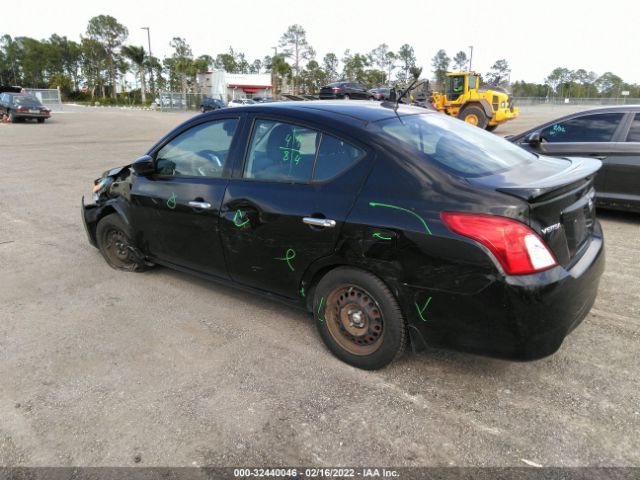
[430, 72, 518, 131]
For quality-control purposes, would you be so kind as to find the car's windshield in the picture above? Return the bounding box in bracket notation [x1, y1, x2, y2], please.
[376, 113, 536, 177]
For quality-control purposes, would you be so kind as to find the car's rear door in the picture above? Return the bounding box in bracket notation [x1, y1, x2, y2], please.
[219, 115, 371, 298]
[129, 114, 245, 278]
[601, 112, 640, 208]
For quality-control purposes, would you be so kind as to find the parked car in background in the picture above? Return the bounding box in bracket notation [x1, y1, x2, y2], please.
[200, 98, 226, 112]
[319, 82, 372, 100]
[82, 101, 604, 369]
[228, 98, 257, 108]
[508, 105, 640, 213]
[368, 87, 391, 101]
[0, 93, 51, 123]
[253, 96, 274, 103]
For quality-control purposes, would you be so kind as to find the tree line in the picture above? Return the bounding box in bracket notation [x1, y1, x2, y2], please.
[1, 16, 638, 104]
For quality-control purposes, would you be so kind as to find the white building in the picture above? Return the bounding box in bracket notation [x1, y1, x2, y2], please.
[196, 70, 273, 101]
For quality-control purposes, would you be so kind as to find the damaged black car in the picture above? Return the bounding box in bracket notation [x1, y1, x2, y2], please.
[82, 101, 605, 369]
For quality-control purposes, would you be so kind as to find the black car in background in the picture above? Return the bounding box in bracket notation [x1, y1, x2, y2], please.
[319, 82, 371, 100]
[200, 97, 226, 112]
[253, 96, 274, 103]
[508, 105, 640, 212]
[83, 101, 604, 369]
[368, 87, 391, 101]
[0, 92, 51, 123]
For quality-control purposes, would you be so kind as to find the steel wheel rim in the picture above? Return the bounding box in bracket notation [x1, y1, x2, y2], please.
[465, 114, 479, 125]
[325, 285, 384, 356]
[104, 228, 133, 267]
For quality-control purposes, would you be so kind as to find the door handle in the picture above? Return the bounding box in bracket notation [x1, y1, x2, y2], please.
[188, 201, 212, 209]
[303, 217, 336, 228]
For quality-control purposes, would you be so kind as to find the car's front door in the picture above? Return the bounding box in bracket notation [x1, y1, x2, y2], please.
[129, 115, 243, 278]
[219, 117, 371, 298]
[520, 111, 628, 192]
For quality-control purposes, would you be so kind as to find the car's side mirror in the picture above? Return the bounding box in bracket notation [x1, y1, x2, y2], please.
[132, 155, 155, 176]
[525, 131, 542, 146]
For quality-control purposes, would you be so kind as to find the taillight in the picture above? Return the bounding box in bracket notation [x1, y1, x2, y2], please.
[441, 212, 558, 275]
[16, 106, 28, 112]
[332, 87, 340, 90]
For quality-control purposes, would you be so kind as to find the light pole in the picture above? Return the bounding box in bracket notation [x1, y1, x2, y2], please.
[141, 27, 154, 95]
[272, 47, 278, 97]
[468, 45, 474, 72]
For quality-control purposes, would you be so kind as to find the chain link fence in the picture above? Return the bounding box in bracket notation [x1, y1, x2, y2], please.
[24, 88, 63, 111]
[157, 92, 218, 112]
[513, 97, 640, 106]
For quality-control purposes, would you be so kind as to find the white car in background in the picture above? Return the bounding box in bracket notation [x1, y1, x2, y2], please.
[227, 98, 257, 108]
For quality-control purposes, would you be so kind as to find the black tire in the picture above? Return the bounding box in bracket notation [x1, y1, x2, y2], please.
[458, 106, 488, 129]
[314, 267, 407, 370]
[8, 110, 16, 123]
[96, 213, 149, 272]
[37, 118, 45, 124]
[485, 124, 498, 132]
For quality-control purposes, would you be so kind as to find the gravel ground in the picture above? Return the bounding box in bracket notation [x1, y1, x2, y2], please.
[0, 104, 638, 467]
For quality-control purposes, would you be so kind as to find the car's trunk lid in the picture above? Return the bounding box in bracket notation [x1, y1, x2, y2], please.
[469, 156, 601, 267]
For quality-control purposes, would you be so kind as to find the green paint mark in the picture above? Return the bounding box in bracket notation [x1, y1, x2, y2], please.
[166, 193, 177, 210]
[369, 202, 432, 235]
[317, 297, 326, 322]
[275, 248, 296, 271]
[299, 286, 305, 298]
[233, 209, 249, 228]
[372, 232, 393, 241]
[415, 297, 432, 322]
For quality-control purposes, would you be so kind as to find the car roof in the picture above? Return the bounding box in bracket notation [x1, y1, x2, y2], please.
[235, 100, 433, 123]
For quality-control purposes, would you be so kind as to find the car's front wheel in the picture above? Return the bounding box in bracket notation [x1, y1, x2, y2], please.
[314, 267, 407, 370]
[96, 213, 150, 272]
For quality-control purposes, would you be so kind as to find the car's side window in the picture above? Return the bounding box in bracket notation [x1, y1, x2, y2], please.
[625, 114, 640, 142]
[314, 134, 364, 181]
[155, 118, 238, 177]
[540, 113, 624, 143]
[244, 119, 319, 182]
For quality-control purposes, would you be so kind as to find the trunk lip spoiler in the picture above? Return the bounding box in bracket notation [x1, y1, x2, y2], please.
[472, 157, 602, 202]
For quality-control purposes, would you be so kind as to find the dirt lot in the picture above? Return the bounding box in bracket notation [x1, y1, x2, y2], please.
[0, 104, 638, 467]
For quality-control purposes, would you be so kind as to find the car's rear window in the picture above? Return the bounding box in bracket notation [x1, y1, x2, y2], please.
[15, 96, 42, 106]
[376, 113, 536, 177]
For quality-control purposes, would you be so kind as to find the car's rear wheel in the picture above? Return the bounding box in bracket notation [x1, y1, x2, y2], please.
[314, 267, 406, 370]
[458, 106, 488, 129]
[96, 214, 150, 272]
[37, 118, 45, 123]
[8, 110, 16, 123]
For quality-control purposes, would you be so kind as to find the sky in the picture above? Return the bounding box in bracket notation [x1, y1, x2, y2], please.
[4, 0, 640, 84]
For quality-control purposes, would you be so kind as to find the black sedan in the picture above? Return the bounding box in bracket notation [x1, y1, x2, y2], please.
[508, 105, 640, 212]
[82, 101, 604, 369]
[368, 87, 391, 101]
[200, 97, 226, 112]
[319, 82, 372, 100]
[0, 92, 51, 123]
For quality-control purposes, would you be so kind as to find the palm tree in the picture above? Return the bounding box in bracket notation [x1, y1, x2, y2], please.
[121, 45, 146, 103]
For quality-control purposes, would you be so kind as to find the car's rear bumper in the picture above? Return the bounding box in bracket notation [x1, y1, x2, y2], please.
[15, 112, 50, 119]
[409, 222, 605, 360]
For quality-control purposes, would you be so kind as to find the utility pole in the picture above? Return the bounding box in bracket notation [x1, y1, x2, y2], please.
[141, 27, 154, 95]
[272, 47, 278, 97]
[468, 45, 474, 72]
